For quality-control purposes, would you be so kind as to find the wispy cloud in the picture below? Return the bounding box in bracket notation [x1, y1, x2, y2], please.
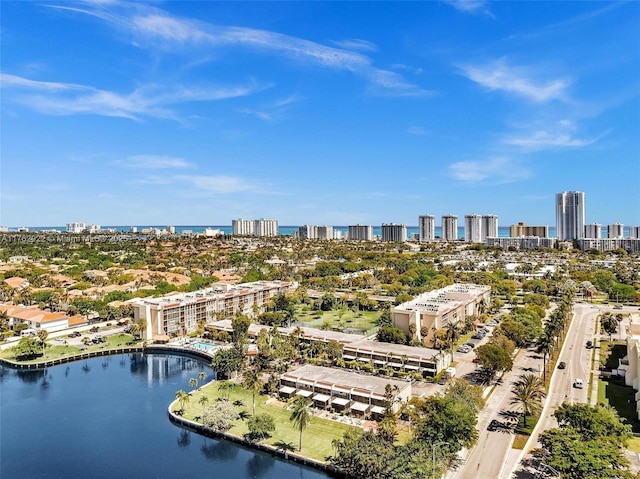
[47, 2, 430, 97]
[330, 38, 378, 52]
[502, 119, 605, 151]
[117, 155, 194, 169]
[177, 175, 266, 194]
[408, 126, 430, 136]
[448, 157, 532, 184]
[444, 0, 493, 17]
[237, 94, 301, 122]
[460, 59, 570, 103]
[1, 73, 265, 120]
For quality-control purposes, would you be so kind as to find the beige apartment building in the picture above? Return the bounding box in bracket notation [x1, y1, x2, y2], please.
[509, 222, 549, 238]
[130, 280, 294, 341]
[392, 283, 491, 346]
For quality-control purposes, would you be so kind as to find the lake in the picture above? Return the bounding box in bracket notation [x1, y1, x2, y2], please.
[0, 353, 331, 479]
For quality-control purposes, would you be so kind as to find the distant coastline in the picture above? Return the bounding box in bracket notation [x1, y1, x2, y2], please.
[5, 225, 570, 240]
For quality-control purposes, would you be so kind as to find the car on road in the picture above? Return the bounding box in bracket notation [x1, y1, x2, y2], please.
[558, 361, 566, 369]
[90, 326, 99, 333]
[574, 378, 583, 389]
[614, 305, 623, 309]
[586, 340, 593, 349]
[487, 419, 500, 431]
[68, 331, 81, 338]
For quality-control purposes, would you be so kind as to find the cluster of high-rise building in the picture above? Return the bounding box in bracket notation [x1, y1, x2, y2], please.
[231, 218, 278, 237]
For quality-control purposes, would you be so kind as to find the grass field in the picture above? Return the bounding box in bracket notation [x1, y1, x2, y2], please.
[1, 333, 139, 362]
[597, 377, 640, 434]
[293, 305, 380, 333]
[181, 381, 362, 461]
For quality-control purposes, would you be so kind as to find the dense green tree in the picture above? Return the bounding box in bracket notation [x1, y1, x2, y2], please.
[601, 312, 619, 342]
[210, 348, 243, 379]
[376, 325, 407, 345]
[231, 313, 251, 342]
[12, 337, 42, 360]
[495, 320, 530, 347]
[203, 399, 239, 432]
[474, 343, 513, 380]
[246, 413, 276, 442]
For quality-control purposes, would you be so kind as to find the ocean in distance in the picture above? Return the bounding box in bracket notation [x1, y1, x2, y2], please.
[0, 353, 330, 479]
[14, 225, 564, 239]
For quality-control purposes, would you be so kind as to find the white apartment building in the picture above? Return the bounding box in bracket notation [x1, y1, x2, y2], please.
[482, 214, 499, 240]
[584, 223, 602, 239]
[464, 214, 483, 243]
[631, 226, 640, 239]
[418, 214, 435, 242]
[392, 283, 491, 346]
[441, 215, 458, 242]
[348, 224, 373, 241]
[578, 238, 640, 253]
[486, 236, 556, 250]
[254, 219, 278, 237]
[608, 223, 624, 239]
[298, 225, 317, 239]
[556, 191, 586, 241]
[381, 223, 407, 242]
[317, 225, 333, 240]
[130, 280, 294, 340]
[622, 315, 640, 419]
[66, 222, 86, 233]
[232, 218, 255, 235]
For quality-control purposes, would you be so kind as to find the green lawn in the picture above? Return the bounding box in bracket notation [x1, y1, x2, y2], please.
[181, 381, 369, 462]
[294, 305, 380, 333]
[1, 333, 139, 363]
[597, 377, 640, 433]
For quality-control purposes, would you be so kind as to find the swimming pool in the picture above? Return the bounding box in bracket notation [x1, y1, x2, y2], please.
[190, 342, 218, 352]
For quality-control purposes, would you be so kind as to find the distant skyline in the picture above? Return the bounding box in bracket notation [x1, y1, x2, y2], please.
[2, 1, 639, 227]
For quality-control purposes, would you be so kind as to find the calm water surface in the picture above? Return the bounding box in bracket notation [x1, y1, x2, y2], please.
[0, 353, 331, 479]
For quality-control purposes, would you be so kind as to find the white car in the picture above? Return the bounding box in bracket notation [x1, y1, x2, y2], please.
[573, 379, 583, 389]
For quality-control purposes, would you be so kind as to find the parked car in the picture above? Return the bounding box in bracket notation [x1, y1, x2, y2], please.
[472, 334, 484, 340]
[90, 326, 99, 333]
[68, 331, 81, 338]
[558, 362, 566, 369]
[465, 342, 476, 348]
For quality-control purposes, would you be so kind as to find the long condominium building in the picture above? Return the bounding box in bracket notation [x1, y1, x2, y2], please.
[130, 280, 294, 341]
[556, 191, 586, 241]
[381, 223, 407, 242]
[298, 225, 334, 240]
[509, 222, 549, 238]
[232, 218, 255, 235]
[441, 215, 458, 242]
[486, 236, 556, 250]
[231, 218, 278, 237]
[348, 224, 374, 241]
[418, 214, 435, 242]
[392, 283, 491, 346]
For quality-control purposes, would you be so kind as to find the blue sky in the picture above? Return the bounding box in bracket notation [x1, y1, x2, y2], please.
[1, 1, 639, 228]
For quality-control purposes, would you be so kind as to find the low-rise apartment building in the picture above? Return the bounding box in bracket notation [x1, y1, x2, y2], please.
[392, 283, 491, 346]
[279, 364, 411, 417]
[130, 280, 294, 341]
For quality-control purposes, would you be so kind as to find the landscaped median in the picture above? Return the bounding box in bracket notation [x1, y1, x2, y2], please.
[172, 380, 364, 463]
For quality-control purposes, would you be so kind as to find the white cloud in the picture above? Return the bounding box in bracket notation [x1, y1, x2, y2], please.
[460, 59, 570, 103]
[178, 175, 264, 194]
[48, 2, 429, 97]
[448, 157, 532, 184]
[408, 126, 430, 136]
[444, 0, 493, 16]
[502, 119, 604, 151]
[1, 73, 265, 120]
[118, 155, 194, 169]
[330, 38, 378, 52]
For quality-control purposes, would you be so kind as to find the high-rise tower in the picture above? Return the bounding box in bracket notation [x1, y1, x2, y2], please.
[556, 191, 586, 241]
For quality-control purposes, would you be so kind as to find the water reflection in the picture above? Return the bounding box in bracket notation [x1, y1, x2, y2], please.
[200, 438, 240, 462]
[177, 430, 191, 448]
[247, 450, 276, 477]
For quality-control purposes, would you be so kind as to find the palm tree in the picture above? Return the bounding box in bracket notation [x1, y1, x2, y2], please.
[189, 377, 198, 391]
[175, 389, 190, 414]
[198, 371, 208, 384]
[274, 440, 296, 458]
[242, 369, 263, 416]
[601, 312, 618, 342]
[218, 381, 233, 400]
[37, 330, 49, 357]
[445, 320, 460, 351]
[198, 395, 209, 415]
[289, 395, 311, 452]
[536, 331, 554, 382]
[509, 373, 546, 427]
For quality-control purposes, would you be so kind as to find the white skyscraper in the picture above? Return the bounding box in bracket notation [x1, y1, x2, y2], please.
[556, 191, 586, 241]
[441, 215, 458, 242]
[381, 223, 407, 242]
[348, 224, 374, 241]
[584, 223, 602, 239]
[254, 219, 278, 237]
[232, 219, 255, 235]
[608, 223, 624, 239]
[482, 214, 499, 241]
[465, 215, 483, 243]
[418, 215, 435, 242]
[630, 226, 640, 239]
